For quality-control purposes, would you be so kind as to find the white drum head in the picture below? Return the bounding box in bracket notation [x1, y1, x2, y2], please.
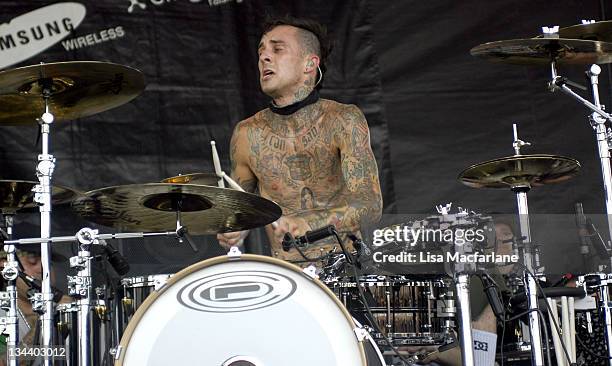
[116, 255, 367, 366]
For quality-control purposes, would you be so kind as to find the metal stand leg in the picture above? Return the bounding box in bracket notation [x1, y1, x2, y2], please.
[550, 63, 612, 269]
[514, 188, 544, 366]
[68, 229, 96, 366]
[599, 283, 612, 366]
[1, 214, 19, 366]
[455, 274, 475, 366]
[32, 82, 57, 366]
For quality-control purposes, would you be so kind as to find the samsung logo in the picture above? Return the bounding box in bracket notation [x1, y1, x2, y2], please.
[0, 2, 86, 69]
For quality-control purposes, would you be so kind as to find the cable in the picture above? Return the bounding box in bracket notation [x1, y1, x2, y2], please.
[327, 233, 419, 365]
[517, 263, 580, 365]
[350, 263, 419, 365]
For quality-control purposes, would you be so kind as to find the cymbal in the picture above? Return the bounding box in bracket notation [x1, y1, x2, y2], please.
[0, 180, 81, 213]
[470, 38, 612, 65]
[547, 21, 612, 42]
[458, 154, 581, 189]
[161, 173, 219, 186]
[0, 61, 145, 125]
[71, 183, 281, 235]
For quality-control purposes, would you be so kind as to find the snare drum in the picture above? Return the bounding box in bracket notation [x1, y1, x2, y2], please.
[326, 275, 455, 347]
[115, 254, 384, 365]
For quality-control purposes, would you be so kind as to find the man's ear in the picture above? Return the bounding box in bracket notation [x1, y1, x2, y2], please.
[305, 55, 320, 73]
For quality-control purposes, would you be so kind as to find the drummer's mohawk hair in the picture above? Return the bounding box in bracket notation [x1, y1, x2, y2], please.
[263, 15, 332, 90]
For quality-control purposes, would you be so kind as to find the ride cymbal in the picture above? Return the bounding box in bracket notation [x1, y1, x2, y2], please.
[0, 61, 145, 125]
[71, 183, 281, 235]
[470, 38, 612, 65]
[458, 154, 580, 189]
[0, 180, 80, 213]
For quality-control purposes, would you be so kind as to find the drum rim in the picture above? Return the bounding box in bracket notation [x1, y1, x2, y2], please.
[115, 254, 367, 365]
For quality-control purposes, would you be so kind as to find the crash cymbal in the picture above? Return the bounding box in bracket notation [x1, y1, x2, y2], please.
[543, 21, 612, 42]
[71, 183, 281, 235]
[0, 61, 145, 125]
[458, 154, 580, 189]
[470, 38, 612, 65]
[0, 180, 80, 213]
[161, 173, 219, 186]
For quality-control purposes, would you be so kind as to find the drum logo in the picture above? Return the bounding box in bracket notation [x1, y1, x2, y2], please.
[177, 270, 296, 313]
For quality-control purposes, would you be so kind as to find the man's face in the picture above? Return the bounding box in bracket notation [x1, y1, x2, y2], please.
[19, 252, 42, 280]
[258, 25, 306, 99]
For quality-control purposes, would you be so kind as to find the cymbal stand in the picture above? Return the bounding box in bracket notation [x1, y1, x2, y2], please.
[0, 212, 20, 366]
[437, 203, 475, 366]
[549, 60, 612, 271]
[67, 229, 95, 366]
[510, 125, 545, 366]
[5, 227, 185, 365]
[34, 74, 57, 366]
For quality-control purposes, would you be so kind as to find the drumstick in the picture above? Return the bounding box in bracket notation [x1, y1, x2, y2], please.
[548, 298, 566, 366]
[210, 143, 279, 230]
[210, 141, 225, 188]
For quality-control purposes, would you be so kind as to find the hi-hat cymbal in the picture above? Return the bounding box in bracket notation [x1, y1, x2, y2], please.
[161, 173, 219, 186]
[0, 180, 81, 213]
[0, 61, 145, 125]
[71, 183, 281, 235]
[458, 154, 581, 189]
[470, 38, 612, 65]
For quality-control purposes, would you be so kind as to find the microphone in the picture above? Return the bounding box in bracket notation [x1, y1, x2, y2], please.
[575, 202, 592, 255]
[19, 272, 64, 303]
[552, 273, 574, 287]
[282, 225, 336, 252]
[101, 240, 130, 275]
[480, 274, 505, 319]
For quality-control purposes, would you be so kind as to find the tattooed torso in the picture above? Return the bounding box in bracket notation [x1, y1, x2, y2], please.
[232, 98, 382, 261]
[244, 100, 347, 215]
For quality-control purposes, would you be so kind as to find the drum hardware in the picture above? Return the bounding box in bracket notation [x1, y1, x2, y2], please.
[577, 273, 612, 366]
[459, 123, 584, 366]
[471, 24, 612, 275]
[3, 226, 199, 366]
[0, 60, 145, 366]
[437, 203, 480, 366]
[0, 213, 20, 366]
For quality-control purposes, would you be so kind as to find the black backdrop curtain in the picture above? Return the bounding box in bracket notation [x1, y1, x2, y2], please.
[1, 0, 611, 276]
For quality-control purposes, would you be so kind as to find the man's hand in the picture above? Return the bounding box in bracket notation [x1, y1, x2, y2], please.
[272, 216, 310, 247]
[217, 230, 250, 249]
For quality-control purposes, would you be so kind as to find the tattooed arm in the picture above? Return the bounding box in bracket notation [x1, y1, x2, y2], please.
[287, 105, 383, 236]
[230, 120, 258, 193]
[217, 120, 258, 248]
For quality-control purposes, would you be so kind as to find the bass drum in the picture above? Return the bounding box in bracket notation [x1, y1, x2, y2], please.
[115, 254, 382, 366]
